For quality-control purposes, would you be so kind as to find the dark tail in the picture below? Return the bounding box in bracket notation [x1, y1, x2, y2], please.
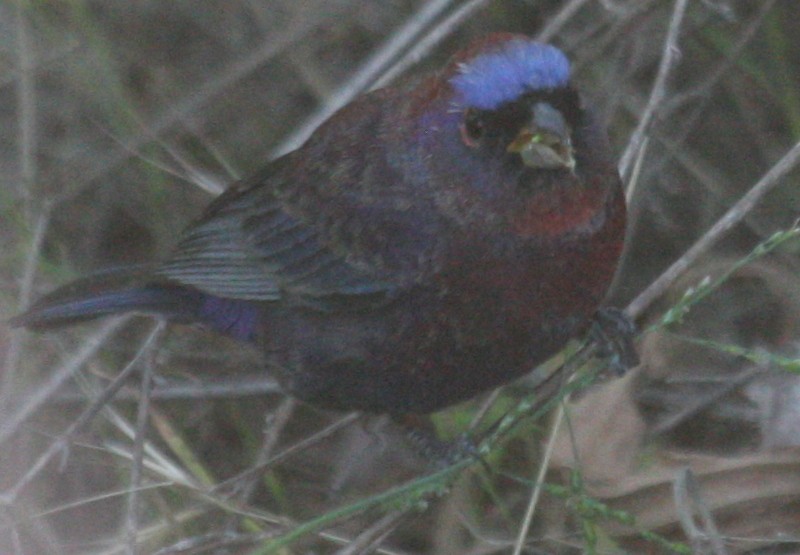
[9, 266, 201, 331]
[10, 266, 260, 342]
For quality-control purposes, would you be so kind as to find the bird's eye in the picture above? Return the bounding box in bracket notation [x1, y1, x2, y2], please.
[460, 109, 484, 147]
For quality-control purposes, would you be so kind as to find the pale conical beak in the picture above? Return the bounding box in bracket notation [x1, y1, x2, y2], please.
[507, 102, 575, 171]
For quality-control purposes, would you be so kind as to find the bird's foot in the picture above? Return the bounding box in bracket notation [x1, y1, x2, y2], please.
[590, 307, 639, 375]
[394, 415, 479, 469]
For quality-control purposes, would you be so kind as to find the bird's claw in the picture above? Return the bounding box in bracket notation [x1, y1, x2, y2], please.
[590, 307, 639, 375]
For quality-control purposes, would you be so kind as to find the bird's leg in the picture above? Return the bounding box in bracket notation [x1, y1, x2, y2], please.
[590, 307, 639, 375]
[392, 414, 479, 468]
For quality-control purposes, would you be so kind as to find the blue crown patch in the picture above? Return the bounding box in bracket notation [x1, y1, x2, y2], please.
[450, 40, 570, 110]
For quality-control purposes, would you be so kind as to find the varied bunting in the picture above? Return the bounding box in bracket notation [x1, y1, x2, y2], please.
[11, 34, 627, 414]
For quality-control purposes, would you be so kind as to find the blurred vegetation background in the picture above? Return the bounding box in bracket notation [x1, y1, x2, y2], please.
[2, 1, 800, 553]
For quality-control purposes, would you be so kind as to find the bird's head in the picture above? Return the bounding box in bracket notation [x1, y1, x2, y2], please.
[397, 34, 619, 237]
[447, 35, 578, 174]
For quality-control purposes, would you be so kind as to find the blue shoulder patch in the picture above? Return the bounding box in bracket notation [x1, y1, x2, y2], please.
[450, 40, 570, 110]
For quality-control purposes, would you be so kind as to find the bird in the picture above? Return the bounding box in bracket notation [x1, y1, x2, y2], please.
[11, 33, 627, 415]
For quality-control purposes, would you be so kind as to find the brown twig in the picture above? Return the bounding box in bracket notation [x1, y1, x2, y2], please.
[0, 316, 132, 448]
[618, 0, 690, 182]
[626, 139, 800, 319]
[333, 511, 411, 555]
[125, 320, 165, 555]
[212, 412, 362, 496]
[0, 317, 155, 505]
[673, 467, 729, 555]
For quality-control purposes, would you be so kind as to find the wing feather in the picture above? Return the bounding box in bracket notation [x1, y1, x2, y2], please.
[157, 155, 397, 304]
